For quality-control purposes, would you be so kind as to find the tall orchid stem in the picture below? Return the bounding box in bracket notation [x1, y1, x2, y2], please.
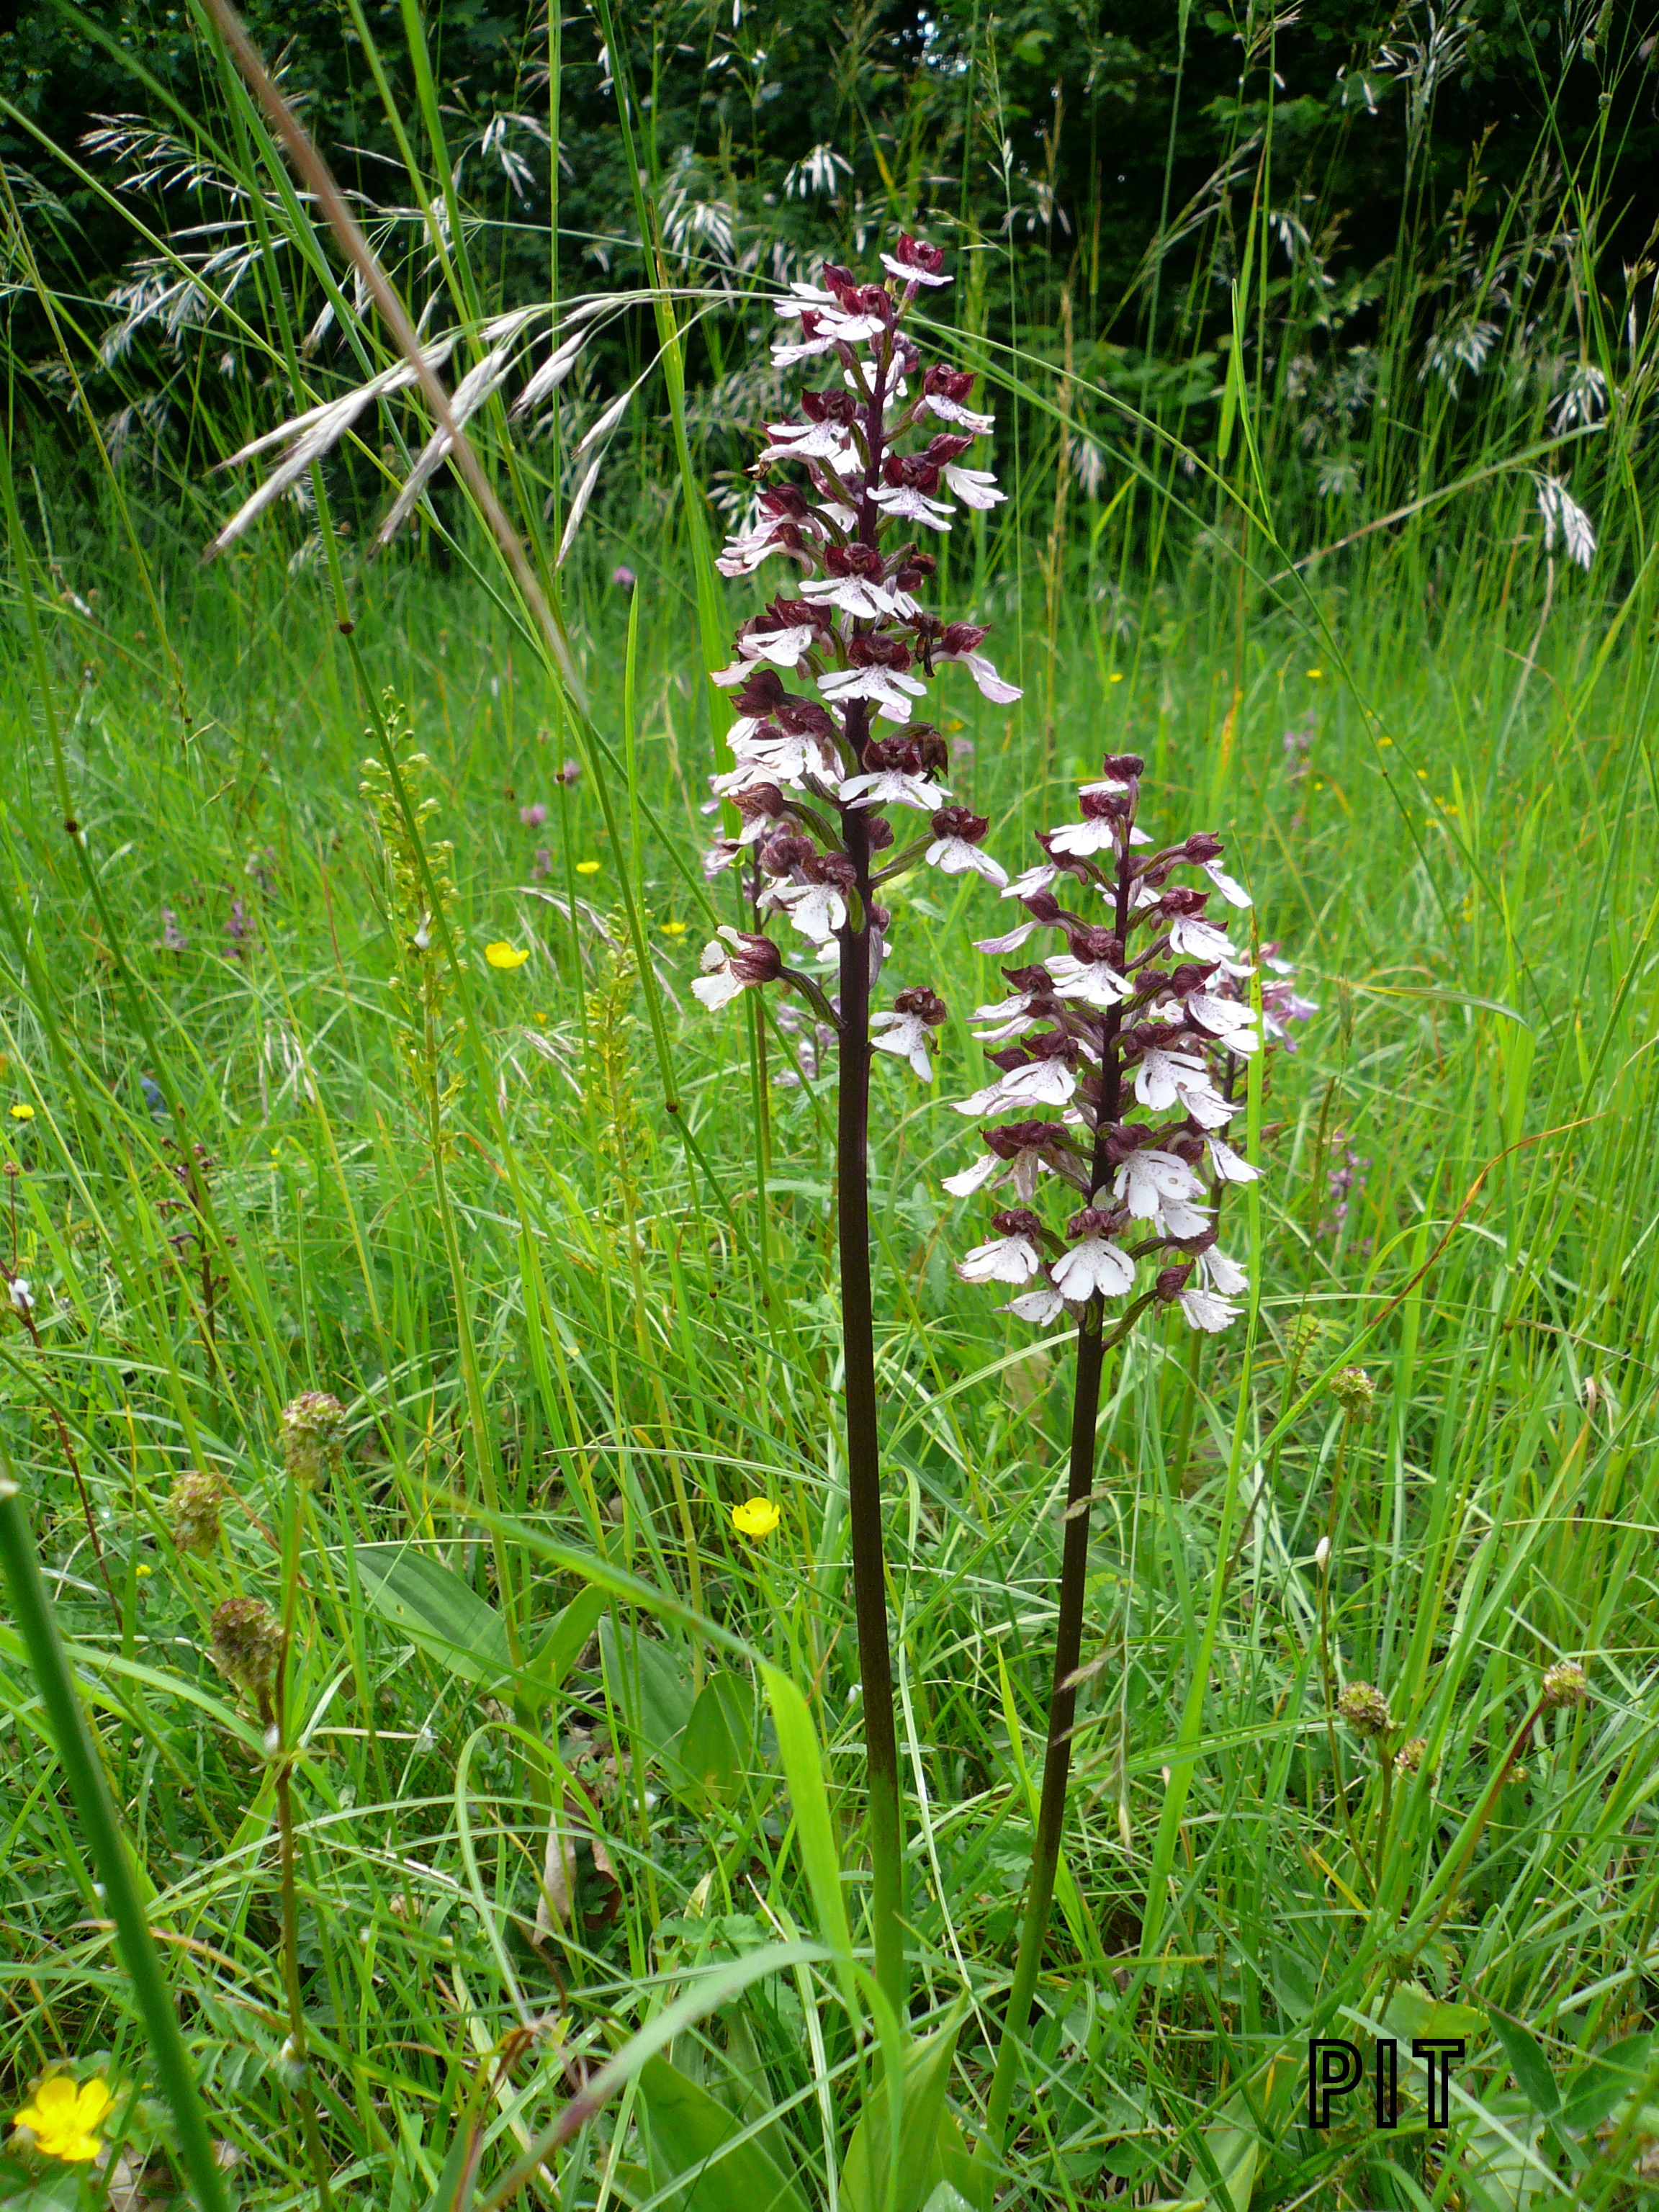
[837, 801, 907, 2017]
[986, 832, 1136, 2149]
[984, 1302, 1105, 2146]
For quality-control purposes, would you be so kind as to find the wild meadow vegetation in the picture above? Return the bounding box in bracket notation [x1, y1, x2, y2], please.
[4, 2, 1659, 2208]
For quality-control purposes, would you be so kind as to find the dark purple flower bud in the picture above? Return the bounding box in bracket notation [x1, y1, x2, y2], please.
[775, 696, 840, 743]
[1166, 963, 1210, 995]
[848, 633, 914, 672]
[991, 1207, 1043, 1241]
[1167, 1133, 1205, 1164]
[1154, 1265, 1192, 1303]
[986, 1119, 1058, 1157]
[801, 387, 860, 426]
[734, 783, 788, 823]
[1003, 964, 1055, 992]
[1024, 890, 1063, 923]
[734, 666, 788, 716]
[893, 986, 948, 1025]
[1135, 968, 1172, 995]
[1103, 1122, 1151, 1164]
[924, 433, 976, 464]
[727, 932, 783, 984]
[1079, 788, 1129, 822]
[1102, 753, 1146, 779]
[867, 815, 895, 850]
[1184, 832, 1224, 863]
[931, 805, 989, 845]
[1061, 922, 1122, 963]
[826, 541, 885, 579]
[923, 364, 977, 404]
[940, 620, 989, 655]
[760, 831, 816, 876]
[884, 452, 941, 492]
[1159, 886, 1208, 918]
[870, 902, 891, 931]
[892, 553, 937, 590]
[760, 485, 812, 521]
[804, 851, 857, 889]
[892, 232, 947, 280]
[1065, 1204, 1122, 1240]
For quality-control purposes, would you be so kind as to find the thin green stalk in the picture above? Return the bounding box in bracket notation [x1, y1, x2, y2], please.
[0, 1445, 233, 2212]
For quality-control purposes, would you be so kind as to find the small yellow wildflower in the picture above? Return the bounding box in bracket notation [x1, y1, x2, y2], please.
[485, 943, 531, 971]
[9, 1103, 35, 1122]
[731, 1497, 781, 1539]
[1108, 671, 1125, 683]
[12, 2074, 115, 2162]
[575, 860, 601, 876]
[532, 1011, 548, 1025]
[135, 1563, 153, 1579]
[660, 920, 688, 938]
[1305, 667, 1323, 679]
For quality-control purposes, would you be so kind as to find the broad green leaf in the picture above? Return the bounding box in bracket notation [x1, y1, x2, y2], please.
[1560, 2034, 1656, 2133]
[637, 2052, 810, 2212]
[841, 2003, 966, 2212]
[680, 1669, 753, 1804]
[1488, 2011, 1560, 2116]
[601, 1614, 695, 1776]
[761, 1665, 854, 1997]
[524, 1583, 606, 1694]
[933, 2110, 990, 2212]
[921, 2188, 974, 2212]
[1380, 1982, 1486, 2046]
[1197, 2090, 1259, 2212]
[355, 1544, 511, 1687]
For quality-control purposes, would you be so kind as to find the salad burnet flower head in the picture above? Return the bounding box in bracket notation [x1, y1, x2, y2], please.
[943, 752, 1310, 1337]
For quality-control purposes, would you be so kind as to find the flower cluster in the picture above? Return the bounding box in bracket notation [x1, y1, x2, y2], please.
[945, 755, 1310, 1335]
[691, 237, 1016, 1055]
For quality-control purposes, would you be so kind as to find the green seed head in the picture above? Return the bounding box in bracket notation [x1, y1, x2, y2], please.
[279, 1392, 349, 1485]
[1394, 1735, 1429, 1776]
[1540, 1660, 1588, 1712]
[1330, 1365, 1376, 1419]
[169, 1470, 230, 1555]
[210, 1598, 285, 1707]
[1337, 1680, 1393, 1737]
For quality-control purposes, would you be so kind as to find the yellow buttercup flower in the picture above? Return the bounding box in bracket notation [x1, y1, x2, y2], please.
[9, 1103, 34, 1122]
[731, 1497, 781, 1539]
[575, 860, 601, 876]
[1108, 671, 1125, 683]
[660, 920, 688, 938]
[1305, 667, 1323, 678]
[485, 942, 531, 971]
[13, 2074, 115, 2162]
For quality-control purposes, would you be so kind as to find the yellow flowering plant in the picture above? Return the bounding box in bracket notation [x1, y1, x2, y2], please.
[12, 2074, 116, 2162]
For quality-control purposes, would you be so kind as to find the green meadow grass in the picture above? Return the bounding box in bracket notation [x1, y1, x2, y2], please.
[3, 503, 1658, 2209]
